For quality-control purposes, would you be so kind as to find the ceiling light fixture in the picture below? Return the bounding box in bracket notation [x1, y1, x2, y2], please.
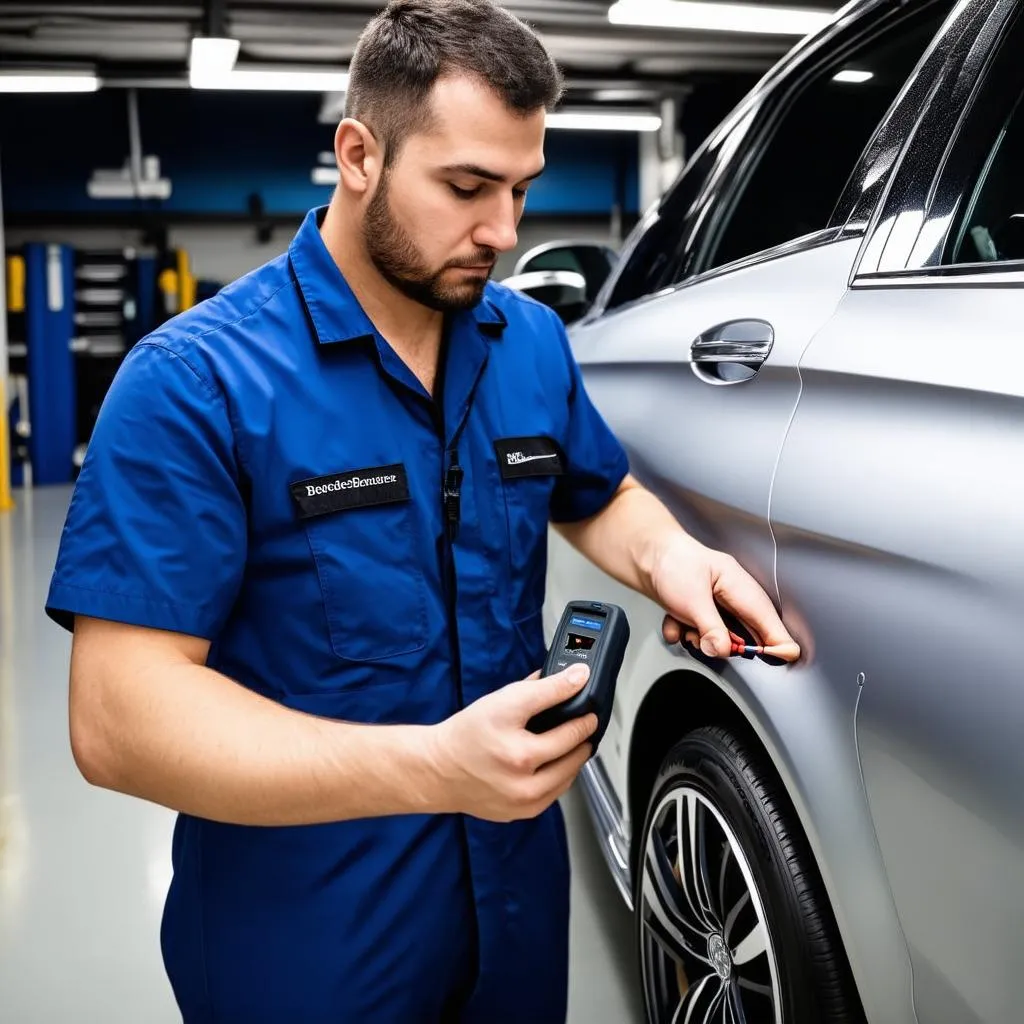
[547, 111, 662, 132]
[229, 68, 349, 91]
[608, 0, 835, 36]
[193, 66, 350, 91]
[189, 37, 240, 79]
[190, 36, 347, 91]
[189, 35, 238, 88]
[833, 69, 874, 83]
[0, 71, 99, 93]
[592, 88, 659, 103]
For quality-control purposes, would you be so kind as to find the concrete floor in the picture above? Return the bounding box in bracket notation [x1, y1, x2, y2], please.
[0, 485, 643, 1023]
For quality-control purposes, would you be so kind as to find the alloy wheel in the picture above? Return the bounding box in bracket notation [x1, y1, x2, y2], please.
[639, 785, 783, 1024]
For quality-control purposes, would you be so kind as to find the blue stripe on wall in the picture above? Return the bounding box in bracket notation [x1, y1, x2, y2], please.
[1, 91, 639, 217]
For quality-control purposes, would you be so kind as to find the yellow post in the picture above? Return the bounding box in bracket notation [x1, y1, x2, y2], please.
[177, 248, 196, 311]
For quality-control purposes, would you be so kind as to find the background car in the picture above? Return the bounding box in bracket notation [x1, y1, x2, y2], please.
[544, 1, 1024, 1022]
[503, 240, 620, 324]
[511, 239, 619, 301]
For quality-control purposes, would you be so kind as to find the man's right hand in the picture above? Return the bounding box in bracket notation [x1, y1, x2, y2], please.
[428, 665, 598, 822]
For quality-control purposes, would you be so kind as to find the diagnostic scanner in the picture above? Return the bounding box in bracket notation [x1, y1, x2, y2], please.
[526, 601, 630, 749]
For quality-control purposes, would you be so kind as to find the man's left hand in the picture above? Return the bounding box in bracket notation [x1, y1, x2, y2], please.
[649, 534, 801, 663]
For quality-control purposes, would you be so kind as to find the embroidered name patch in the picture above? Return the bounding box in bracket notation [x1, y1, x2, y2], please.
[494, 437, 566, 480]
[290, 464, 410, 519]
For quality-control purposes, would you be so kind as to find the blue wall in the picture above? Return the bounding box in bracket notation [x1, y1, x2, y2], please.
[1, 90, 639, 218]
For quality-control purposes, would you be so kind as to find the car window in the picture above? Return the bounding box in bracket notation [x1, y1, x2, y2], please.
[699, 1, 956, 275]
[947, 69, 1024, 265]
[604, 144, 718, 311]
[602, 1, 956, 314]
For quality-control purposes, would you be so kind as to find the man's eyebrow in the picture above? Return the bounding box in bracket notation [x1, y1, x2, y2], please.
[440, 163, 545, 184]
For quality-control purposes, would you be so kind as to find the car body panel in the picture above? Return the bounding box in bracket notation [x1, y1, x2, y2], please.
[549, 235, 919, 1023]
[771, 274, 1024, 1024]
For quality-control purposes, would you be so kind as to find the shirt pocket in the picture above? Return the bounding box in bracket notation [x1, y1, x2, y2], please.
[494, 436, 565, 625]
[293, 465, 429, 663]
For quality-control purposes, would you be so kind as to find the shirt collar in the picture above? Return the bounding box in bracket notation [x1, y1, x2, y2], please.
[288, 206, 508, 345]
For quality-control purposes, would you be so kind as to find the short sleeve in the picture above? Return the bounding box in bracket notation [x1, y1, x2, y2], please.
[548, 312, 630, 523]
[45, 340, 247, 639]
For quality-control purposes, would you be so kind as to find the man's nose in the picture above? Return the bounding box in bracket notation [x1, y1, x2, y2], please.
[473, 198, 519, 253]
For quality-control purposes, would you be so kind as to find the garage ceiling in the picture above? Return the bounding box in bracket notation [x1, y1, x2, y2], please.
[0, 0, 837, 98]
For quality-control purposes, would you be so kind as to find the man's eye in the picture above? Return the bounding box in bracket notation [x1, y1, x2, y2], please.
[450, 184, 479, 200]
[513, 188, 528, 201]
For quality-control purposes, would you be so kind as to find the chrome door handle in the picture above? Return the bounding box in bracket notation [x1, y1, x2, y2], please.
[690, 320, 774, 384]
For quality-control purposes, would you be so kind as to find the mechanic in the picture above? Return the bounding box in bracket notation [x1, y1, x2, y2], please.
[45, 1, 801, 1021]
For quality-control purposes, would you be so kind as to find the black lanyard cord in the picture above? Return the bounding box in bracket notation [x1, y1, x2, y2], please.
[442, 358, 487, 545]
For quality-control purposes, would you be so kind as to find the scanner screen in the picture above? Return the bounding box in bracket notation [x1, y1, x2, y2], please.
[566, 632, 596, 652]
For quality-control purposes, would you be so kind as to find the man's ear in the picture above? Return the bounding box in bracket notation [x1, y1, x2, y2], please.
[335, 118, 383, 197]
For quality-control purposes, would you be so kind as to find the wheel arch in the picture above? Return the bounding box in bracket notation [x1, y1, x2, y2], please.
[623, 666, 914, 1024]
[626, 669, 756, 884]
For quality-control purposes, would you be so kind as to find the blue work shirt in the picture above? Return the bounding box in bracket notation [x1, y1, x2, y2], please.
[46, 207, 629, 1022]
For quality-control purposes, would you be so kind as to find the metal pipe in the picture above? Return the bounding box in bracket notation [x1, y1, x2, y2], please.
[126, 88, 143, 196]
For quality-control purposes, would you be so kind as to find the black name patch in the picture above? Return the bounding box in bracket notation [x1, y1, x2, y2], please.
[494, 436, 566, 480]
[290, 464, 410, 519]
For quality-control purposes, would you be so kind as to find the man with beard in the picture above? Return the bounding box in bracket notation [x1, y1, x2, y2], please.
[46, 1, 800, 1021]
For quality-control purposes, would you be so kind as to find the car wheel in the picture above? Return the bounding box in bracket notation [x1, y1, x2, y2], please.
[634, 725, 863, 1023]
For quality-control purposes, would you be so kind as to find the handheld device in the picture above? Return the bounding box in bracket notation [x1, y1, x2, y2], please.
[526, 601, 630, 750]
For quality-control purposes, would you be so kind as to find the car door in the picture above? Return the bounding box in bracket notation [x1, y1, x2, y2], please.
[771, 4, 1024, 1021]
[547, 0, 963, 811]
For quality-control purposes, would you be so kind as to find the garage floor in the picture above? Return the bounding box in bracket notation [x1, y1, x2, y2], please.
[0, 486, 643, 1023]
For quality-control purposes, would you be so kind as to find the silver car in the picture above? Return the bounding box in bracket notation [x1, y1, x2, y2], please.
[543, 1, 1024, 1022]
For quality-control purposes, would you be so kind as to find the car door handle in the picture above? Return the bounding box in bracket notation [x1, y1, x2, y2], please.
[691, 320, 774, 384]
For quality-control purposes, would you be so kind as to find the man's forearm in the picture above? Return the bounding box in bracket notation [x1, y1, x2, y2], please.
[552, 476, 694, 599]
[71, 656, 443, 827]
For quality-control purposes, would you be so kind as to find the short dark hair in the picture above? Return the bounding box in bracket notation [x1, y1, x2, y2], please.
[345, 0, 565, 166]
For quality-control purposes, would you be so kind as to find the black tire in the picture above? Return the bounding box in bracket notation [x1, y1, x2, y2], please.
[633, 725, 864, 1024]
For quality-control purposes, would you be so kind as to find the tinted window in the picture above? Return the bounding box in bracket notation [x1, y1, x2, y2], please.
[948, 84, 1024, 264]
[604, 146, 717, 311]
[603, 1, 955, 312]
[702, 2, 955, 272]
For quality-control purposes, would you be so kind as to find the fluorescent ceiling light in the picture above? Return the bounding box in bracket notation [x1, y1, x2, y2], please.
[190, 36, 347, 91]
[833, 69, 874, 83]
[189, 37, 240, 78]
[547, 111, 662, 132]
[592, 88, 658, 102]
[608, 0, 835, 36]
[0, 72, 99, 93]
[192, 66, 350, 91]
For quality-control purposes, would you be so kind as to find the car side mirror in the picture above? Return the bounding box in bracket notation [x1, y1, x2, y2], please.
[500, 270, 590, 325]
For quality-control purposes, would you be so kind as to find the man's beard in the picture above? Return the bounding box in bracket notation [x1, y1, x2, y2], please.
[363, 173, 496, 312]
